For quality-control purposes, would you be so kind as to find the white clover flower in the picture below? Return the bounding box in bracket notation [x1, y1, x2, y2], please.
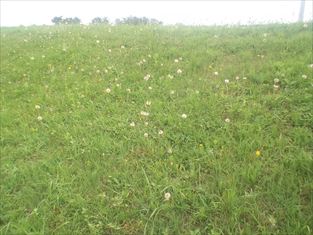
[130, 122, 135, 127]
[177, 69, 182, 74]
[116, 83, 121, 87]
[105, 88, 111, 93]
[167, 148, 173, 154]
[144, 122, 149, 126]
[309, 64, 313, 68]
[164, 192, 171, 201]
[181, 113, 187, 119]
[170, 90, 175, 95]
[274, 78, 280, 83]
[158, 130, 164, 135]
[121, 45, 125, 49]
[168, 74, 174, 79]
[179, 57, 183, 61]
[145, 101, 151, 106]
[160, 63, 163, 66]
[225, 118, 230, 123]
[96, 70, 100, 74]
[144, 133, 148, 138]
[235, 76, 240, 80]
[142, 59, 146, 63]
[174, 59, 179, 63]
[140, 111, 149, 116]
[148, 54, 151, 58]
[35, 105, 41, 110]
[42, 55, 45, 58]
[148, 86, 152, 90]
[108, 49, 112, 53]
[302, 74, 307, 79]
[96, 40, 100, 43]
[214, 71, 219, 76]
[224, 79, 230, 84]
[37, 116, 43, 121]
[144, 74, 151, 81]
[242, 77, 247, 80]
[126, 88, 131, 92]
[30, 56, 35, 60]
[195, 90, 199, 94]
[273, 84, 280, 90]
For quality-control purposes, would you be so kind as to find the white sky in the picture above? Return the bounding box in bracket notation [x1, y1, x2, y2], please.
[1, 1, 312, 27]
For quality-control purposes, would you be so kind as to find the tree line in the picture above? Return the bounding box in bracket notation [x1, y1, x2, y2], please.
[51, 16, 163, 25]
[52, 16, 81, 25]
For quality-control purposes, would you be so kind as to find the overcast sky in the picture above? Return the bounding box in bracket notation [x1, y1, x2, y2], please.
[1, 1, 312, 27]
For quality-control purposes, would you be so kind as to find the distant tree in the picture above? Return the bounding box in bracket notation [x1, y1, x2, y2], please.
[115, 18, 122, 25]
[92, 17, 102, 24]
[51, 16, 63, 25]
[71, 17, 81, 24]
[150, 18, 163, 25]
[115, 16, 162, 25]
[91, 17, 109, 24]
[51, 16, 81, 25]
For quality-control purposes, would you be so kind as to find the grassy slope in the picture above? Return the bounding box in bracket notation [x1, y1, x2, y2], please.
[0, 23, 312, 234]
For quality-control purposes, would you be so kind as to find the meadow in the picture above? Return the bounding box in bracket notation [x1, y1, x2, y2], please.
[0, 23, 312, 234]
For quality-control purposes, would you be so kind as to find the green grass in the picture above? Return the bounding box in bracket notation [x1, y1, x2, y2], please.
[1, 23, 312, 235]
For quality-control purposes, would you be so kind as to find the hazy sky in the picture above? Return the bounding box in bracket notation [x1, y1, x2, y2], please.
[1, 1, 312, 26]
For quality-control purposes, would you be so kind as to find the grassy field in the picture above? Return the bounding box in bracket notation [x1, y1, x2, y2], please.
[1, 23, 312, 235]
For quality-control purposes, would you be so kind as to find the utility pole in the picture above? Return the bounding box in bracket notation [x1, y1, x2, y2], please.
[298, 0, 305, 22]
